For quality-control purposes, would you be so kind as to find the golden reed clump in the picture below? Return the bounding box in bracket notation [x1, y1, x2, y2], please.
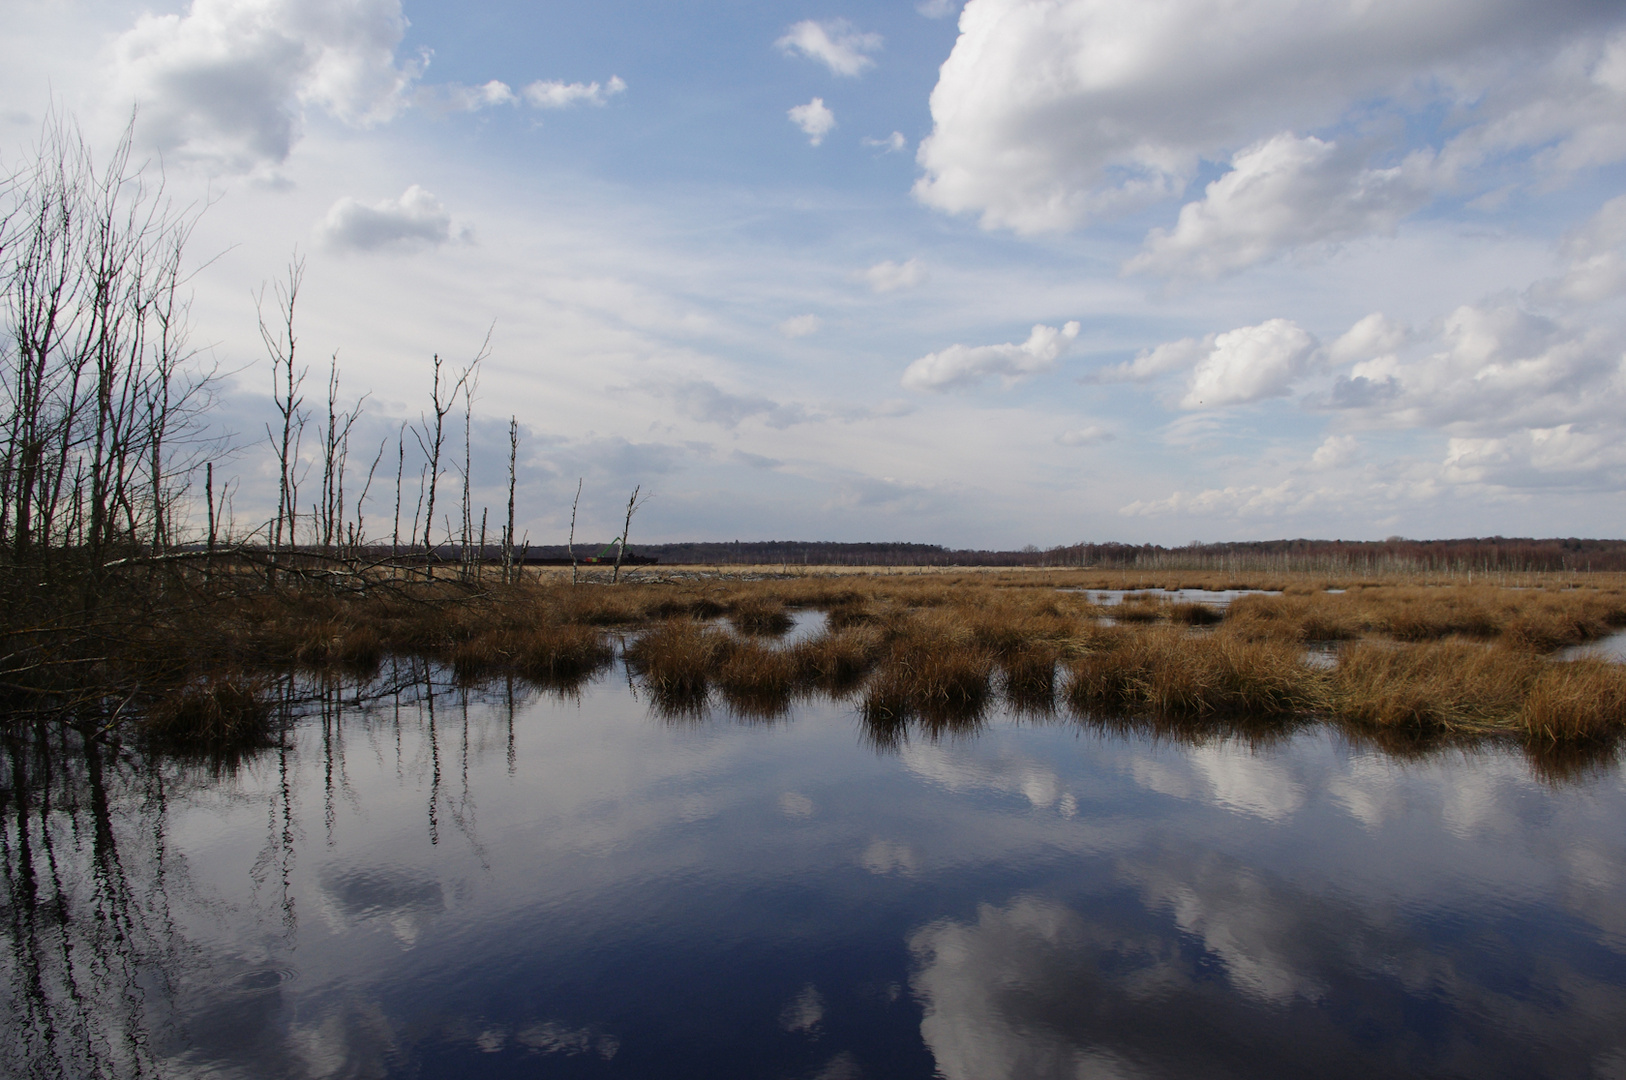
[1065, 627, 1310, 719]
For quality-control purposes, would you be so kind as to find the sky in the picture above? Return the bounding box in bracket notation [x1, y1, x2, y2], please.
[4, 0, 1626, 548]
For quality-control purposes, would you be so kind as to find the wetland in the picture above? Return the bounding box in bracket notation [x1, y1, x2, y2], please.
[6, 569, 1626, 1078]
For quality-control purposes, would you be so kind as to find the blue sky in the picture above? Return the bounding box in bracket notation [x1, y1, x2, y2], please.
[5, 0, 1626, 547]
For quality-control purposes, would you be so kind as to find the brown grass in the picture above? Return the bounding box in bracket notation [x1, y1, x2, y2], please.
[144, 671, 275, 755]
[862, 631, 993, 726]
[791, 628, 884, 691]
[624, 619, 732, 713]
[714, 638, 801, 718]
[513, 623, 616, 686]
[729, 597, 795, 636]
[1520, 660, 1626, 741]
[1327, 641, 1535, 730]
[1167, 601, 1225, 626]
[999, 641, 1060, 713]
[1065, 627, 1310, 718]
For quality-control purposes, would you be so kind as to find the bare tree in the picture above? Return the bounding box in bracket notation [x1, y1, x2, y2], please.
[391, 421, 406, 562]
[257, 257, 306, 566]
[458, 360, 480, 581]
[611, 485, 648, 585]
[567, 477, 582, 586]
[314, 352, 366, 556]
[413, 353, 454, 580]
[349, 437, 387, 557]
[1, 109, 215, 568]
[503, 416, 518, 585]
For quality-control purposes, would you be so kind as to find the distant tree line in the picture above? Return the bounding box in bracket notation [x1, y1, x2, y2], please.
[503, 537, 1626, 573]
[1038, 538, 1626, 574]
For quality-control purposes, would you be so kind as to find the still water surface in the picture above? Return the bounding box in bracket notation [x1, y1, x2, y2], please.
[5, 655, 1626, 1079]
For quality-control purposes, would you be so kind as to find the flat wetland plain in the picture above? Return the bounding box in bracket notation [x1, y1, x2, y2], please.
[111, 562, 1626, 773]
[9, 563, 1626, 1079]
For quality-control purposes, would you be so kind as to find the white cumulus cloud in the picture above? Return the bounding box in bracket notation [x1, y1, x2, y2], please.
[1057, 426, 1113, 446]
[1126, 133, 1435, 277]
[777, 314, 821, 338]
[1530, 194, 1626, 306]
[1324, 302, 1626, 434]
[1181, 318, 1317, 409]
[789, 98, 836, 146]
[1088, 335, 1207, 383]
[913, 0, 1626, 237]
[1310, 434, 1359, 470]
[863, 131, 909, 153]
[864, 258, 926, 293]
[429, 80, 519, 112]
[316, 185, 465, 252]
[1443, 426, 1626, 490]
[776, 19, 882, 78]
[522, 76, 626, 108]
[903, 321, 1080, 391]
[110, 0, 421, 170]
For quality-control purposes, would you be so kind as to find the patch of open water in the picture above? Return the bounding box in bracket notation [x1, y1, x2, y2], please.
[1557, 628, 1626, 663]
[5, 663, 1626, 1079]
[1064, 588, 1282, 607]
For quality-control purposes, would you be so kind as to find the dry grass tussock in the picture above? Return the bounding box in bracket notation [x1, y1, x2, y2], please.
[1224, 583, 1626, 648]
[141, 670, 277, 763]
[1066, 628, 1310, 719]
[1325, 641, 1626, 739]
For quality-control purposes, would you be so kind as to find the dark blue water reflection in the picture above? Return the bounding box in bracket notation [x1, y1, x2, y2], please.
[5, 659, 1626, 1079]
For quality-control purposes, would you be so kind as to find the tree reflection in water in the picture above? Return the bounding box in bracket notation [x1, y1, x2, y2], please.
[0, 661, 551, 1080]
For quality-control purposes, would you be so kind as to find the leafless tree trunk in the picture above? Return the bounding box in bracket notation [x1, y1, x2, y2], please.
[391, 422, 405, 564]
[314, 352, 364, 556]
[612, 485, 645, 585]
[258, 257, 306, 569]
[458, 362, 479, 582]
[415, 353, 452, 580]
[503, 416, 517, 585]
[350, 437, 386, 559]
[568, 477, 582, 586]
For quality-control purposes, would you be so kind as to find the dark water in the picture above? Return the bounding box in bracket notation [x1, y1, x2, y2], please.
[5, 656, 1626, 1079]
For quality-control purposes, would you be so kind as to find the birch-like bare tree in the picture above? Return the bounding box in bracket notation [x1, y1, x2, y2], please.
[1, 109, 215, 569]
[611, 485, 648, 584]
